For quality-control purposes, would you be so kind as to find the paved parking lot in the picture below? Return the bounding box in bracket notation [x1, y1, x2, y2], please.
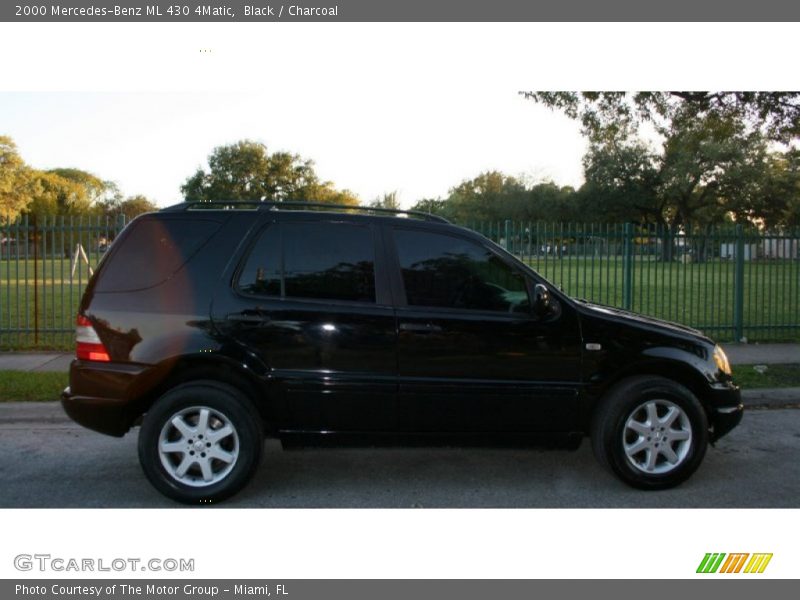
[0, 403, 797, 508]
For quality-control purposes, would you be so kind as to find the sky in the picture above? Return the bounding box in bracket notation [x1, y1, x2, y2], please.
[1, 21, 798, 579]
[0, 90, 587, 209]
[3, 21, 788, 210]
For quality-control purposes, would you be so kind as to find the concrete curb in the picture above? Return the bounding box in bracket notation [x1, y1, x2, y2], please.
[740, 387, 800, 408]
[1, 389, 798, 425]
[0, 401, 69, 424]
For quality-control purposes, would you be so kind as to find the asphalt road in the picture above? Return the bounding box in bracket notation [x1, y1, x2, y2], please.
[0, 405, 798, 508]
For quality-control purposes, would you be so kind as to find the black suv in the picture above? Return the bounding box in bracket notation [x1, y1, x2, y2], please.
[62, 202, 743, 503]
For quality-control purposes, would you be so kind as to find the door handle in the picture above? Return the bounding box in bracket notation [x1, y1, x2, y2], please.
[226, 313, 269, 324]
[399, 322, 442, 333]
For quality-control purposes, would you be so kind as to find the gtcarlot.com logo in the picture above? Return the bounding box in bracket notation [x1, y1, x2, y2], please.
[14, 554, 195, 573]
[697, 553, 773, 574]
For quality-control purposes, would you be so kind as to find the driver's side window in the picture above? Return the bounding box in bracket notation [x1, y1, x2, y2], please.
[394, 228, 530, 313]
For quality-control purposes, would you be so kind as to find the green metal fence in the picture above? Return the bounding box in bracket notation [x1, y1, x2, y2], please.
[0, 217, 798, 350]
[466, 221, 800, 343]
[0, 215, 128, 350]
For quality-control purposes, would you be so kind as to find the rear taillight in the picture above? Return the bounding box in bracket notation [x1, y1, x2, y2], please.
[76, 314, 111, 362]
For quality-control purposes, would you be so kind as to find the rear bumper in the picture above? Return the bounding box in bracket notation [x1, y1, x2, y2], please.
[61, 359, 152, 437]
[62, 388, 132, 437]
[707, 384, 743, 442]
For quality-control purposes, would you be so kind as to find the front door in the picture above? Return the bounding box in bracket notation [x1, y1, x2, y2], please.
[389, 226, 582, 434]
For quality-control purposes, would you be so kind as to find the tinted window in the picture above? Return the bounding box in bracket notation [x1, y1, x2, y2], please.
[239, 222, 376, 303]
[394, 229, 529, 313]
[95, 218, 221, 292]
[237, 226, 282, 296]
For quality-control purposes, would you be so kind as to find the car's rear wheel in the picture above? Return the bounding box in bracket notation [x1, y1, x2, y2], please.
[138, 381, 263, 504]
[591, 376, 708, 490]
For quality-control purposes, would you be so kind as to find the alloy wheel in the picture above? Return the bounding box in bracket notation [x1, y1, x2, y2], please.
[622, 399, 693, 475]
[157, 405, 240, 487]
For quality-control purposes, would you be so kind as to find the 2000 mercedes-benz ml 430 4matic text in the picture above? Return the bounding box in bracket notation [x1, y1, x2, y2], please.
[62, 202, 743, 504]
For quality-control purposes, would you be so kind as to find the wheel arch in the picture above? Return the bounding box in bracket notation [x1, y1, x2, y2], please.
[132, 355, 276, 433]
[585, 360, 714, 432]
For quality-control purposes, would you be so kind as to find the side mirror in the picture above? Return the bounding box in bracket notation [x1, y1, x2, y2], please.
[532, 283, 552, 316]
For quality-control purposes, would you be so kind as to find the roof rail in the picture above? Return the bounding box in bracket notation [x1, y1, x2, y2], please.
[161, 201, 449, 223]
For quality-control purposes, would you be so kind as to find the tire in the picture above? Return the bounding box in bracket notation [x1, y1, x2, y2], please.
[138, 380, 264, 504]
[591, 376, 708, 490]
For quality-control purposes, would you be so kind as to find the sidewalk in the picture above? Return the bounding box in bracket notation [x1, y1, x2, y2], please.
[0, 352, 73, 372]
[722, 343, 800, 365]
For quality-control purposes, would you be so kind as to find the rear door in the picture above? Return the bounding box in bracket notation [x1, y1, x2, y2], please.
[213, 217, 397, 433]
[389, 225, 582, 434]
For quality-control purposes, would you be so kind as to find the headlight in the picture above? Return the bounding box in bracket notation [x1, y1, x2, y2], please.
[713, 345, 732, 375]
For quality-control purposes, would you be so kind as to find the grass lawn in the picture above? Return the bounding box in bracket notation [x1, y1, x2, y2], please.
[524, 256, 800, 343]
[0, 371, 68, 402]
[1, 256, 95, 350]
[732, 363, 800, 389]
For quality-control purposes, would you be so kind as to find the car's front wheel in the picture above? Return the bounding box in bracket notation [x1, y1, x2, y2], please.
[591, 376, 708, 490]
[138, 381, 263, 504]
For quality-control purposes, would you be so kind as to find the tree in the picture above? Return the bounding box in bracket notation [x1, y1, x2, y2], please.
[512, 182, 581, 222]
[525, 92, 800, 233]
[183, 141, 283, 201]
[1, 135, 147, 222]
[578, 114, 774, 258]
[410, 197, 449, 216]
[580, 139, 661, 223]
[0, 136, 36, 221]
[181, 140, 358, 205]
[444, 171, 528, 222]
[521, 92, 800, 143]
[738, 149, 800, 230]
[100, 193, 159, 221]
[26, 168, 107, 217]
[424, 172, 582, 224]
[296, 181, 359, 206]
[369, 191, 401, 210]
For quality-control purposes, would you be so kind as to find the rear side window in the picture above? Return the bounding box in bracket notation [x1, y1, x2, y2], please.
[238, 222, 376, 303]
[236, 225, 282, 296]
[94, 218, 221, 292]
[394, 228, 530, 313]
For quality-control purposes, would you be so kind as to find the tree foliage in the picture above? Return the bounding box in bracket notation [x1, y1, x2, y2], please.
[0, 136, 36, 221]
[369, 191, 401, 210]
[520, 92, 800, 143]
[412, 171, 581, 224]
[26, 168, 108, 218]
[181, 140, 358, 205]
[98, 191, 159, 221]
[1, 135, 142, 221]
[521, 92, 800, 231]
[300, 181, 360, 206]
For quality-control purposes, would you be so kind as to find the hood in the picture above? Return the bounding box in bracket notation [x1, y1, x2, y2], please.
[575, 300, 713, 343]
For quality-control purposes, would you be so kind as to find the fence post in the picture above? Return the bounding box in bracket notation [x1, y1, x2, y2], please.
[32, 214, 39, 346]
[623, 222, 634, 311]
[733, 224, 745, 342]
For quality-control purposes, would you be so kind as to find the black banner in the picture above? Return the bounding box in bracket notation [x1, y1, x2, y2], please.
[4, 0, 800, 22]
[3, 580, 799, 600]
